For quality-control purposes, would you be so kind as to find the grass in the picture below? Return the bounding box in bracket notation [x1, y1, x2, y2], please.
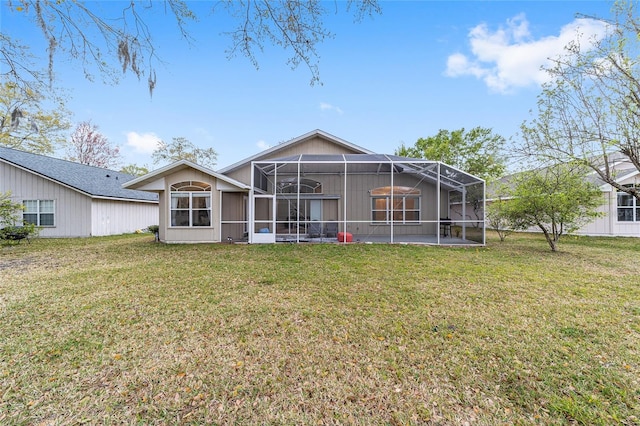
[1, 233, 639, 425]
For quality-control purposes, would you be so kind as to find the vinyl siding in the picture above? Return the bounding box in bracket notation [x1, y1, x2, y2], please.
[1, 161, 92, 237]
[225, 136, 364, 184]
[91, 199, 158, 236]
[2, 159, 159, 237]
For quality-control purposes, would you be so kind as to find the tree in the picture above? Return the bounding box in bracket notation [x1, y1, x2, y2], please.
[396, 127, 506, 182]
[0, 191, 37, 243]
[0, 191, 21, 227]
[397, 127, 506, 223]
[2, 1, 381, 94]
[520, 0, 640, 205]
[66, 120, 120, 169]
[152, 137, 217, 169]
[485, 196, 526, 242]
[497, 164, 603, 251]
[0, 80, 70, 154]
[120, 164, 149, 177]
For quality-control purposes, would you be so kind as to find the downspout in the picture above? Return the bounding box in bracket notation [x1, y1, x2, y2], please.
[296, 158, 301, 243]
[461, 186, 466, 241]
[343, 156, 348, 244]
[273, 161, 278, 242]
[482, 180, 486, 245]
[249, 163, 255, 244]
[437, 162, 441, 245]
[218, 189, 223, 242]
[390, 160, 394, 244]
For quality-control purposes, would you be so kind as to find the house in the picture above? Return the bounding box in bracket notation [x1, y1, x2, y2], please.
[476, 153, 640, 237]
[578, 153, 639, 237]
[0, 146, 158, 237]
[124, 130, 485, 245]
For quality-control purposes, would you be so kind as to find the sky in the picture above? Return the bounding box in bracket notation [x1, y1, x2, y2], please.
[1, 1, 613, 171]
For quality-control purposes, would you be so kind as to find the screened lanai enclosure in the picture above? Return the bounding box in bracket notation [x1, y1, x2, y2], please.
[248, 154, 485, 245]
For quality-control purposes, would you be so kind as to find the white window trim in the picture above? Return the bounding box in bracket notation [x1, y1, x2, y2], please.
[169, 183, 213, 228]
[23, 199, 55, 227]
[371, 190, 421, 225]
[616, 185, 639, 222]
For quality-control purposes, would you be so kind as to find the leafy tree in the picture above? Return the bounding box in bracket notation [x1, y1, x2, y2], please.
[66, 120, 120, 169]
[520, 0, 640, 204]
[0, 191, 37, 243]
[497, 164, 603, 252]
[0, 191, 21, 227]
[485, 196, 527, 242]
[152, 137, 217, 169]
[0, 80, 70, 154]
[120, 164, 150, 177]
[2, 1, 381, 94]
[396, 127, 506, 181]
[397, 127, 506, 223]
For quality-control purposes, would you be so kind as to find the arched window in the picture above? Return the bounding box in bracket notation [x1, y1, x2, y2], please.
[277, 178, 322, 194]
[170, 181, 211, 227]
[371, 186, 420, 224]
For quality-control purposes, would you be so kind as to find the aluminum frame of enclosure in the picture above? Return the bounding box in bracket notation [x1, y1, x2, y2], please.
[248, 154, 485, 245]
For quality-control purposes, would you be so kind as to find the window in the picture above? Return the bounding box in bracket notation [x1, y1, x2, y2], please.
[371, 186, 420, 224]
[23, 200, 55, 226]
[277, 178, 322, 194]
[170, 181, 212, 227]
[617, 184, 639, 222]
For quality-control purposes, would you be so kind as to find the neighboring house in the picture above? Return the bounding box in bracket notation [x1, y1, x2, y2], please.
[477, 153, 640, 237]
[124, 129, 485, 245]
[0, 146, 158, 237]
[579, 154, 639, 237]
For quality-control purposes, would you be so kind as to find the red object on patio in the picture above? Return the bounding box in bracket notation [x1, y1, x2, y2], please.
[338, 232, 353, 242]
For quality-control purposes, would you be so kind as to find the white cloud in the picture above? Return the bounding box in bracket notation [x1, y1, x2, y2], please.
[126, 131, 162, 154]
[320, 102, 344, 114]
[446, 14, 609, 93]
[257, 140, 271, 150]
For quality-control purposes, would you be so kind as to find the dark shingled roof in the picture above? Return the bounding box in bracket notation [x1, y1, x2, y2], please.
[0, 146, 158, 202]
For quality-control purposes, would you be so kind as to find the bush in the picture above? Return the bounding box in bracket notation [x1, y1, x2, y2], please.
[0, 224, 37, 244]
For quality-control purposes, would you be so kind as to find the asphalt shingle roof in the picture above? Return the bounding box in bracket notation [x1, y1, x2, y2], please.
[0, 146, 158, 202]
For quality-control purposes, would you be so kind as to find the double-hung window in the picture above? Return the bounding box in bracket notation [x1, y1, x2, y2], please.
[23, 200, 55, 226]
[371, 186, 420, 224]
[617, 184, 639, 222]
[170, 181, 212, 227]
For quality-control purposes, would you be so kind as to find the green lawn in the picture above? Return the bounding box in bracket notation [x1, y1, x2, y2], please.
[1, 234, 639, 425]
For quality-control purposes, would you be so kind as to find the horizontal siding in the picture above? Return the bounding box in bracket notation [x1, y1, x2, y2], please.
[270, 172, 443, 236]
[225, 136, 365, 185]
[160, 168, 221, 243]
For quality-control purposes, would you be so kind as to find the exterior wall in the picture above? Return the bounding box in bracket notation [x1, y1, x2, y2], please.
[221, 192, 247, 241]
[162, 168, 220, 243]
[576, 189, 640, 237]
[158, 191, 167, 242]
[225, 136, 364, 184]
[91, 199, 158, 236]
[1, 161, 92, 237]
[272, 172, 443, 237]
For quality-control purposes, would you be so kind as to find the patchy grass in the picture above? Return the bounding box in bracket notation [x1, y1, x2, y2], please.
[1, 233, 639, 425]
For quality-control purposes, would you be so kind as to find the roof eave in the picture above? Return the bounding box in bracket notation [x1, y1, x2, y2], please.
[217, 129, 374, 174]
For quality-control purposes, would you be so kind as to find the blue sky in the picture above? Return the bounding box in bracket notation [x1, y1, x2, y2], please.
[1, 1, 613, 171]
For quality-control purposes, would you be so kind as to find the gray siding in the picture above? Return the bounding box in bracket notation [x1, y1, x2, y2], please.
[1, 161, 92, 237]
[91, 199, 158, 236]
[2, 160, 159, 237]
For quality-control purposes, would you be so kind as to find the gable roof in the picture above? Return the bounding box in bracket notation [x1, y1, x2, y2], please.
[0, 146, 158, 202]
[217, 129, 374, 175]
[122, 159, 251, 191]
